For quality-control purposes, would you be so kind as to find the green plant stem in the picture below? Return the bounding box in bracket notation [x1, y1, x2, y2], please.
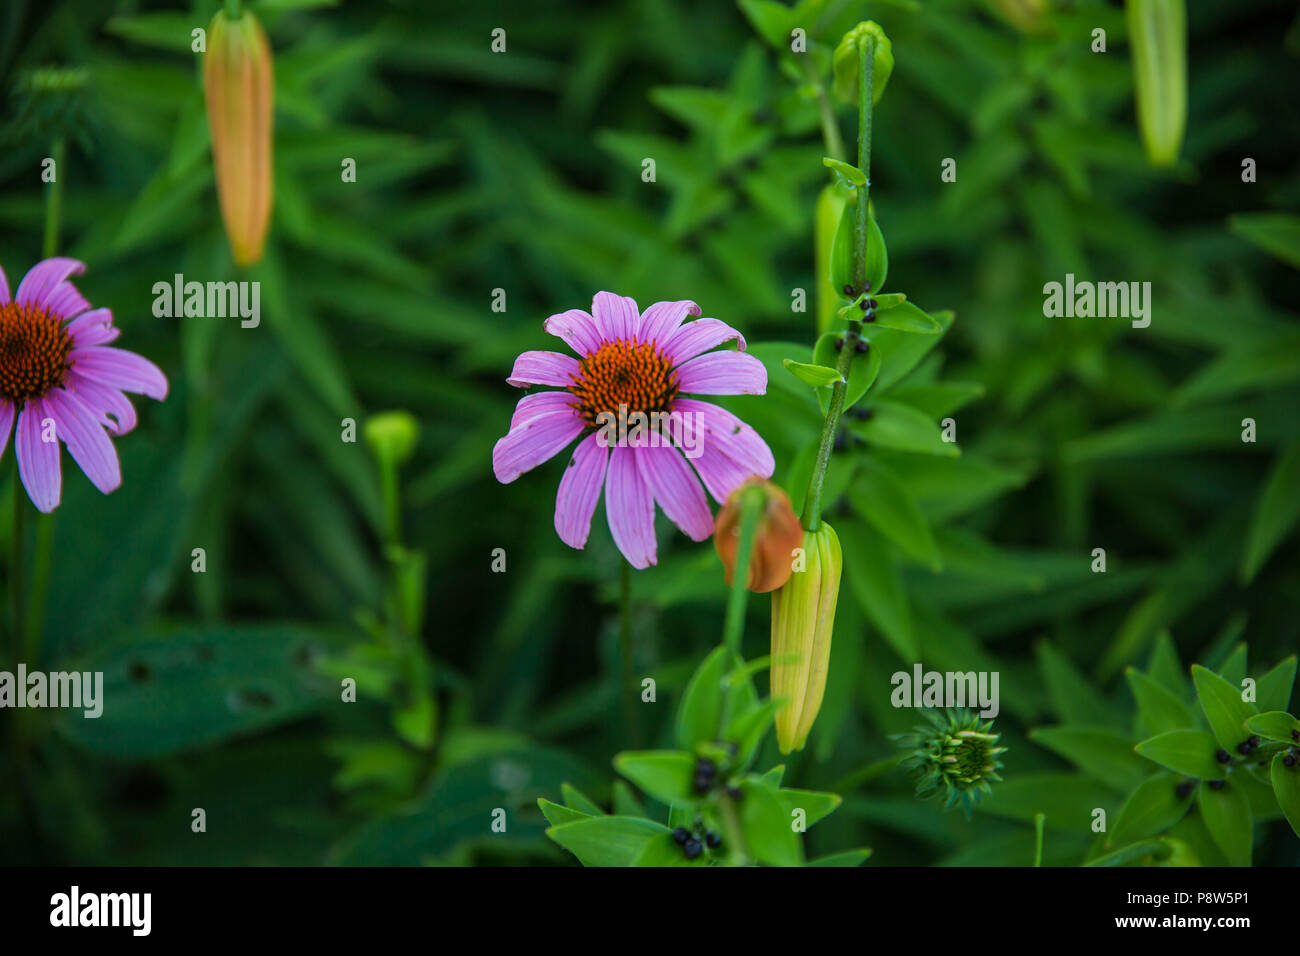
[619, 561, 638, 746]
[42, 138, 64, 260]
[1033, 813, 1046, 867]
[721, 488, 763, 660]
[800, 39, 875, 531]
[224, 0, 243, 17]
[719, 791, 751, 866]
[10, 461, 23, 663]
[803, 61, 846, 162]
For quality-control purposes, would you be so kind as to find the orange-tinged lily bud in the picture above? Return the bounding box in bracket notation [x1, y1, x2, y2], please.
[714, 479, 804, 594]
[770, 521, 842, 754]
[203, 9, 274, 266]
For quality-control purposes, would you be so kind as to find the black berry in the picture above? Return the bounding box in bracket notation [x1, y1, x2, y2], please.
[683, 839, 703, 860]
[1175, 781, 1194, 799]
[1236, 741, 1252, 755]
[671, 827, 690, 845]
[1216, 749, 1231, 764]
[842, 285, 854, 296]
[1285, 754, 1297, 767]
[705, 830, 722, 849]
[1248, 736, 1260, 747]
[834, 337, 844, 351]
[1208, 779, 1225, 790]
[863, 281, 872, 293]
[867, 299, 877, 309]
[855, 339, 868, 354]
[726, 785, 743, 801]
[863, 311, 876, 323]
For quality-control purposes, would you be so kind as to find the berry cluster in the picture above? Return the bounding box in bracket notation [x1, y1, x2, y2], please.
[671, 823, 722, 861]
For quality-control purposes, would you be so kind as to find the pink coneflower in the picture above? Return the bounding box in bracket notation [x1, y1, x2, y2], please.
[493, 292, 774, 569]
[0, 258, 168, 513]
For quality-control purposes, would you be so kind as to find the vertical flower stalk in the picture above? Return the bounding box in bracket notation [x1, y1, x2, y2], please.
[770, 22, 890, 753]
[203, 5, 274, 266]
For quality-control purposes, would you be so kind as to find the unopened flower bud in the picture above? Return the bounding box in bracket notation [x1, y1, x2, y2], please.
[714, 479, 803, 593]
[770, 521, 842, 753]
[1127, 0, 1186, 167]
[364, 410, 420, 467]
[832, 21, 894, 106]
[204, 9, 274, 266]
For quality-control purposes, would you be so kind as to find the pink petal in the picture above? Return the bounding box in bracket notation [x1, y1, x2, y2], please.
[65, 308, 119, 347]
[65, 371, 138, 435]
[592, 291, 639, 343]
[45, 282, 91, 321]
[509, 390, 579, 429]
[637, 300, 701, 348]
[544, 308, 603, 358]
[674, 399, 775, 481]
[44, 389, 121, 495]
[0, 401, 12, 458]
[675, 350, 767, 395]
[635, 444, 713, 542]
[554, 431, 609, 549]
[689, 444, 754, 505]
[507, 350, 580, 389]
[605, 444, 657, 569]
[16, 400, 61, 513]
[493, 399, 584, 484]
[662, 318, 747, 365]
[15, 258, 85, 310]
[68, 347, 169, 400]
[0, 265, 9, 305]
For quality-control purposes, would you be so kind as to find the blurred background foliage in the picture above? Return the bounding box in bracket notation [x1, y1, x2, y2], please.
[0, 0, 1297, 865]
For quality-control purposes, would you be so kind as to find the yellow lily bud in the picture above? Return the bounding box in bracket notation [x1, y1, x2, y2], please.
[770, 521, 842, 753]
[1127, 0, 1186, 167]
[204, 9, 274, 266]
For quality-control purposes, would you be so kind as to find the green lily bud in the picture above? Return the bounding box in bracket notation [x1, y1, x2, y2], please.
[832, 21, 894, 106]
[1127, 0, 1186, 167]
[770, 521, 842, 754]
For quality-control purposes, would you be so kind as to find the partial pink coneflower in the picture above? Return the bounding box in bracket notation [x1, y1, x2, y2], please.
[0, 257, 168, 513]
[492, 292, 775, 569]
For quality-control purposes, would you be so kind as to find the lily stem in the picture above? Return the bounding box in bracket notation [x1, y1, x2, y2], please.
[800, 38, 874, 532]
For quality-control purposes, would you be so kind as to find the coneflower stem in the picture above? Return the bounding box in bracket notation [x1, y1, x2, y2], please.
[801, 39, 874, 531]
[619, 560, 638, 746]
[9, 461, 23, 661]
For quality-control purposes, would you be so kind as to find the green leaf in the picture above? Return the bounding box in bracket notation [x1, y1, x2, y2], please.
[613, 751, 698, 806]
[676, 646, 729, 752]
[822, 157, 866, 187]
[773, 788, 842, 830]
[1084, 838, 1182, 867]
[1126, 668, 1197, 736]
[1029, 727, 1152, 793]
[981, 773, 1119, 830]
[885, 381, 984, 419]
[1191, 664, 1257, 753]
[739, 780, 801, 866]
[853, 400, 959, 456]
[611, 781, 646, 818]
[538, 798, 591, 827]
[807, 847, 873, 866]
[629, 832, 708, 866]
[1241, 440, 1300, 582]
[561, 783, 605, 816]
[870, 301, 941, 335]
[827, 193, 887, 295]
[1196, 780, 1252, 866]
[872, 309, 956, 391]
[812, 330, 881, 415]
[847, 458, 941, 571]
[546, 815, 670, 867]
[836, 518, 916, 659]
[1146, 632, 1186, 698]
[1135, 730, 1228, 780]
[1257, 656, 1297, 714]
[782, 358, 843, 389]
[55, 626, 339, 758]
[1244, 711, 1300, 743]
[1110, 774, 1193, 847]
[737, 0, 794, 48]
[1229, 212, 1300, 269]
[1271, 752, 1300, 838]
